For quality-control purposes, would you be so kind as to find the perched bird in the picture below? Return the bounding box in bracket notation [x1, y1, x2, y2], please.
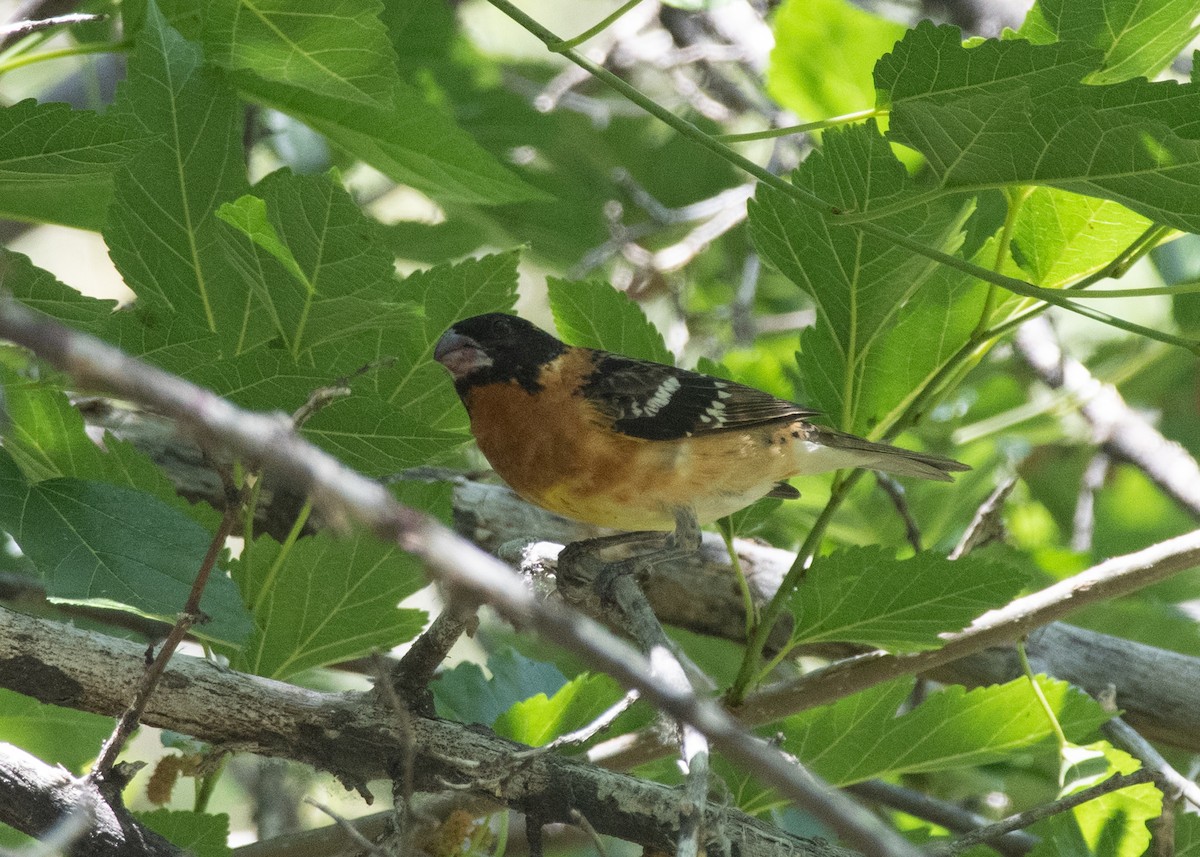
[434, 313, 966, 546]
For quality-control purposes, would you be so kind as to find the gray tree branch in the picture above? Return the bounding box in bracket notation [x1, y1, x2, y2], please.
[0, 604, 850, 857]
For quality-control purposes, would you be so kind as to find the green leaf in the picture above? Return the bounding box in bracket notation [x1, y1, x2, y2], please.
[0, 449, 252, 646]
[201, 0, 398, 107]
[372, 251, 519, 431]
[547, 278, 672, 363]
[0, 100, 143, 230]
[432, 649, 567, 726]
[780, 675, 1111, 786]
[749, 122, 971, 432]
[876, 22, 1200, 234]
[136, 810, 230, 857]
[299, 397, 467, 476]
[0, 689, 113, 773]
[0, 251, 114, 329]
[723, 496, 784, 539]
[1020, 0, 1200, 84]
[1028, 742, 1160, 857]
[493, 672, 625, 747]
[104, 0, 264, 356]
[230, 531, 427, 679]
[194, 1, 541, 205]
[786, 547, 1027, 652]
[856, 251, 991, 431]
[1177, 812, 1200, 855]
[380, 219, 490, 265]
[1009, 189, 1153, 288]
[767, 0, 906, 118]
[215, 169, 418, 358]
[0, 366, 212, 526]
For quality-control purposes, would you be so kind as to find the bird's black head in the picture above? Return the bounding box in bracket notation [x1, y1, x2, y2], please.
[434, 313, 567, 393]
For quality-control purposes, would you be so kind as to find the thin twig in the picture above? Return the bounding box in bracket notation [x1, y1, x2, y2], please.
[512, 690, 640, 759]
[391, 600, 478, 714]
[875, 475, 922, 553]
[0, 12, 104, 39]
[291, 357, 396, 428]
[568, 809, 609, 857]
[89, 506, 238, 780]
[846, 780, 1036, 857]
[950, 478, 1017, 559]
[370, 652, 416, 854]
[677, 734, 709, 857]
[303, 799, 388, 857]
[931, 770, 1154, 856]
[1017, 317, 1200, 518]
[1071, 453, 1109, 552]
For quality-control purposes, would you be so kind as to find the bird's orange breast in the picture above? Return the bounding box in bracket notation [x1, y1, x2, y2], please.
[462, 352, 802, 531]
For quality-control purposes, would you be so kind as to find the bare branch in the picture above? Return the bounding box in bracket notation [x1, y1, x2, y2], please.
[0, 12, 104, 40]
[1017, 316, 1200, 519]
[0, 743, 181, 857]
[0, 604, 856, 857]
[1102, 714, 1200, 811]
[740, 526, 1200, 726]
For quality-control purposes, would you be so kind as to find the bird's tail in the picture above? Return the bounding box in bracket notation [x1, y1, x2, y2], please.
[808, 426, 969, 482]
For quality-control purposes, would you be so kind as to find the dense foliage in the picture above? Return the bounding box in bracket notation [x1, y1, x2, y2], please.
[1, 0, 1200, 855]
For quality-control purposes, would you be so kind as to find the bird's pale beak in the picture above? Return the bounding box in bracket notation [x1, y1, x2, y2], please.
[434, 329, 492, 379]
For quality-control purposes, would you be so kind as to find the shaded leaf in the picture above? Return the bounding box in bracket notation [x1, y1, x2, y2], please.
[195, 0, 541, 205]
[136, 809, 230, 857]
[0, 251, 114, 330]
[103, 0, 264, 356]
[0, 690, 113, 773]
[1020, 0, 1200, 84]
[231, 531, 427, 679]
[786, 547, 1027, 652]
[202, 0, 397, 106]
[876, 22, 1200, 233]
[215, 170, 417, 358]
[780, 675, 1111, 786]
[0, 449, 251, 646]
[749, 122, 970, 432]
[547, 278, 672, 364]
[433, 650, 567, 727]
[0, 100, 143, 230]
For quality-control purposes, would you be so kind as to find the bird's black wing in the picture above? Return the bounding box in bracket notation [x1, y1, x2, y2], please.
[579, 352, 818, 441]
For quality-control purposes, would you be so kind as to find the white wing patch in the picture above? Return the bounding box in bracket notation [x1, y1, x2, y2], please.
[698, 382, 732, 426]
[628, 375, 681, 418]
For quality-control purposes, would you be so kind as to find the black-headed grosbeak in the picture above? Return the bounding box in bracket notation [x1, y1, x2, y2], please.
[434, 313, 966, 536]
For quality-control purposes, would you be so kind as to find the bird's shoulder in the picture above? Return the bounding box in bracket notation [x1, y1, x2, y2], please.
[573, 350, 818, 441]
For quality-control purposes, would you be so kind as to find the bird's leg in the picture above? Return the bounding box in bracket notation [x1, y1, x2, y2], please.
[556, 529, 662, 611]
[556, 508, 702, 613]
[666, 507, 701, 556]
